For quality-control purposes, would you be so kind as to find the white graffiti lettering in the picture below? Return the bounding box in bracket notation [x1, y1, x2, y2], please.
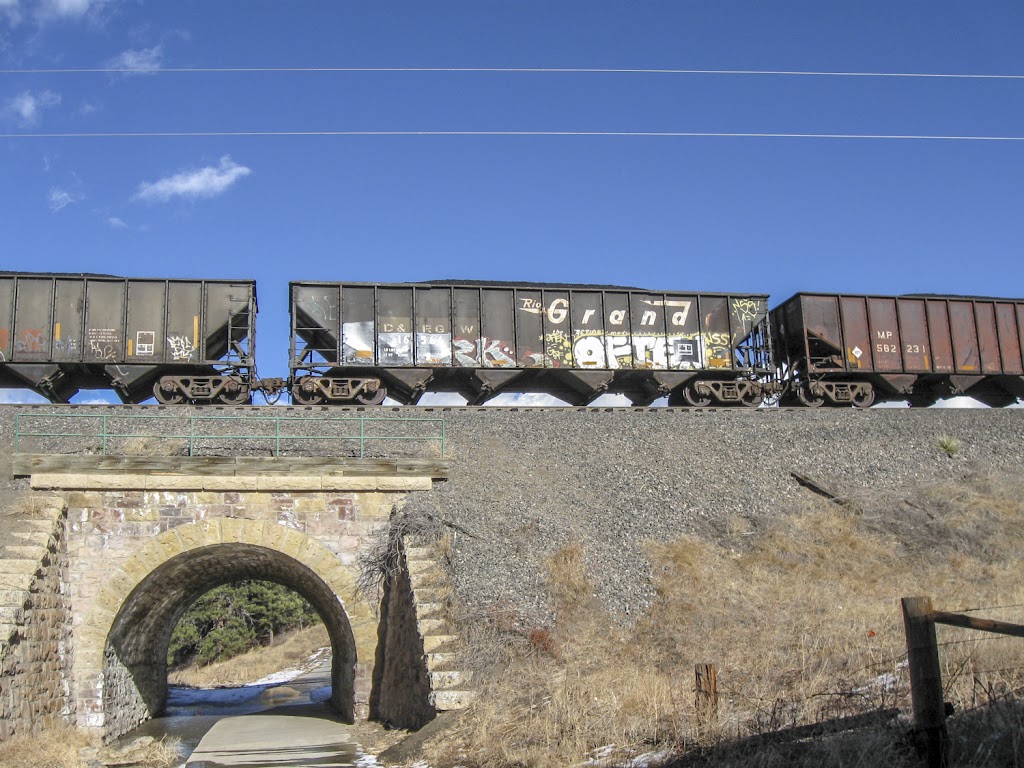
[732, 298, 762, 325]
[167, 335, 196, 361]
[454, 337, 516, 367]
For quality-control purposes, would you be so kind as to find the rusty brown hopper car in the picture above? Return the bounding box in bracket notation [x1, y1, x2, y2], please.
[771, 292, 1024, 407]
[0, 273, 258, 404]
[289, 280, 773, 405]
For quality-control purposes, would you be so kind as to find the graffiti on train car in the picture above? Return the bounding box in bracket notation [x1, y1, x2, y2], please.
[16, 329, 46, 354]
[167, 335, 196, 361]
[87, 329, 121, 360]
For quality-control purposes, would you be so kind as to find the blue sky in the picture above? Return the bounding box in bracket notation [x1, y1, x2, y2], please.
[1, 1, 1023, 405]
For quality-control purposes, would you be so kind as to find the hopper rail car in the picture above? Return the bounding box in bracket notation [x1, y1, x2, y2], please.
[1, 273, 1022, 408]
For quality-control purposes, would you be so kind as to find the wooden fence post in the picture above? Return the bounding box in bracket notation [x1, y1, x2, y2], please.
[902, 596, 949, 768]
[695, 663, 718, 734]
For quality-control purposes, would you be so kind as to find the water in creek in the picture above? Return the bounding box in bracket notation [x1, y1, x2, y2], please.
[116, 657, 367, 766]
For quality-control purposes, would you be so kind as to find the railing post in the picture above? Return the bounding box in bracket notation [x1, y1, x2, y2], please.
[441, 419, 446, 459]
[189, 415, 195, 457]
[275, 416, 281, 458]
[14, 414, 20, 454]
[102, 414, 108, 455]
[359, 417, 365, 458]
[902, 596, 949, 768]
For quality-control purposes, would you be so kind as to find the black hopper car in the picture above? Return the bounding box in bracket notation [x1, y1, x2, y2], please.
[2, 273, 1022, 407]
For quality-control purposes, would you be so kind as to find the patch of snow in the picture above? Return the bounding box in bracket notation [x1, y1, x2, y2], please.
[251, 667, 305, 686]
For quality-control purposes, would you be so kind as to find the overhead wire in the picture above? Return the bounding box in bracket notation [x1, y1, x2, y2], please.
[1, 66, 1024, 79]
[3, 130, 1024, 141]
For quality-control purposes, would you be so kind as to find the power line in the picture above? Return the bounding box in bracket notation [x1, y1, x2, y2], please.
[1, 66, 1023, 79]
[2, 130, 1023, 141]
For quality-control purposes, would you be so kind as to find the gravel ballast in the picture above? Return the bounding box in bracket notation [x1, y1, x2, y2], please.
[2, 404, 1022, 626]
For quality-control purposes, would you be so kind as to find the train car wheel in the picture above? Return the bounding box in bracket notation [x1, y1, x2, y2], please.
[218, 387, 251, 405]
[292, 381, 325, 405]
[739, 388, 762, 408]
[355, 386, 387, 405]
[153, 379, 185, 405]
[796, 384, 825, 408]
[681, 382, 713, 408]
[852, 387, 875, 409]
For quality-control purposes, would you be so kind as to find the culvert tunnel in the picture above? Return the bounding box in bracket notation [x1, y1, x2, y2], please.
[102, 543, 357, 739]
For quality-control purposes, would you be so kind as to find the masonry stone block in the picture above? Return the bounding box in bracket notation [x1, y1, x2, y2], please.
[144, 475, 199, 491]
[321, 476, 378, 491]
[89, 474, 147, 490]
[376, 477, 433, 491]
[202, 475, 259, 491]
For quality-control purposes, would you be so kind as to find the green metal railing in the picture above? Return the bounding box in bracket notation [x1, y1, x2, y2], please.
[14, 413, 446, 459]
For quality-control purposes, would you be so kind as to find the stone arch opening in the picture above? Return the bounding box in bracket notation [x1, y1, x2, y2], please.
[102, 543, 356, 739]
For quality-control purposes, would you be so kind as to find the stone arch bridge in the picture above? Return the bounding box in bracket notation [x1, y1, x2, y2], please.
[1, 452, 466, 741]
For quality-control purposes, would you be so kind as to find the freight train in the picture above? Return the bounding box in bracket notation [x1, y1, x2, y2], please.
[1, 273, 1022, 408]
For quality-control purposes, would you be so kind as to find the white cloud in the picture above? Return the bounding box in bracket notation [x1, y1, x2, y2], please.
[134, 156, 252, 203]
[3, 89, 61, 126]
[48, 185, 83, 211]
[106, 44, 162, 74]
[107, 216, 127, 228]
[34, 0, 106, 22]
[0, 0, 22, 26]
[0, 389, 49, 404]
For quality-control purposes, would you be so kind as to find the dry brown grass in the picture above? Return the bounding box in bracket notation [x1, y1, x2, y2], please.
[431, 472, 1024, 768]
[0, 722, 93, 768]
[168, 624, 329, 687]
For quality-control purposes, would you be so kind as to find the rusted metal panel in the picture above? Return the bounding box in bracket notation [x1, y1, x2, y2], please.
[377, 287, 414, 366]
[341, 285, 375, 366]
[126, 281, 164, 364]
[866, 297, 902, 372]
[948, 301, 981, 373]
[12, 277, 54, 362]
[83, 280, 126, 364]
[0, 277, 12, 361]
[897, 299, 930, 372]
[995, 303, 1023, 375]
[514, 289, 545, 367]
[414, 287, 451, 366]
[570, 291, 606, 369]
[925, 300, 955, 373]
[699, 295, 731, 369]
[542, 289, 572, 367]
[801, 295, 843, 372]
[974, 302, 1002, 374]
[480, 288, 517, 368]
[165, 282, 202, 364]
[630, 292, 667, 368]
[839, 296, 871, 371]
[452, 288, 480, 367]
[603, 291, 631, 369]
[666, 294, 701, 369]
[292, 283, 340, 365]
[53, 279, 85, 363]
[1019, 305, 1024, 368]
